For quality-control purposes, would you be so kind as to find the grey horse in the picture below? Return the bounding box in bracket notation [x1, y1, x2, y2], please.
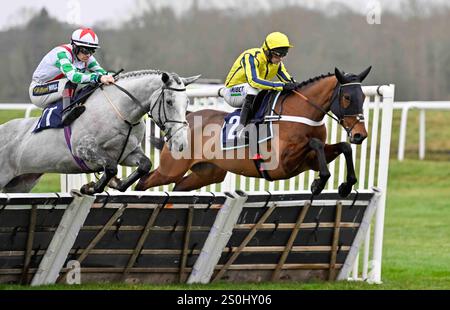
[0, 70, 199, 194]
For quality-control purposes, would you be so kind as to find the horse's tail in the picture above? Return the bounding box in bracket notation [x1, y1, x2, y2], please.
[150, 136, 165, 150]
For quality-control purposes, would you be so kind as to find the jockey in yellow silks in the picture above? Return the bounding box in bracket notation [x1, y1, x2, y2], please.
[222, 32, 297, 129]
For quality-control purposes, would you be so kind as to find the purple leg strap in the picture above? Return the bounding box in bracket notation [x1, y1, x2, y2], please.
[64, 126, 91, 172]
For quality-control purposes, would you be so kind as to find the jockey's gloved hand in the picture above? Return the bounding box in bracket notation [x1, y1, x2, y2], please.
[100, 75, 115, 85]
[90, 74, 103, 85]
[283, 82, 297, 91]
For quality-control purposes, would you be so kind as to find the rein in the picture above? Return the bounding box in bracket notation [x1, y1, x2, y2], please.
[292, 89, 341, 124]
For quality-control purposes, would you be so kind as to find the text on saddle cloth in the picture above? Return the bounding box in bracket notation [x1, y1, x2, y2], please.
[221, 91, 281, 150]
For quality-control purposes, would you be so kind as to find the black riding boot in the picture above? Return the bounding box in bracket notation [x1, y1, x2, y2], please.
[237, 95, 256, 139]
[61, 82, 85, 126]
[239, 95, 256, 128]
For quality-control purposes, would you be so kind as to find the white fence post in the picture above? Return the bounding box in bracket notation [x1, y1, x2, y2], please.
[419, 109, 426, 160]
[188, 191, 247, 284]
[398, 104, 410, 161]
[31, 190, 95, 286]
[371, 84, 395, 283]
[337, 187, 382, 281]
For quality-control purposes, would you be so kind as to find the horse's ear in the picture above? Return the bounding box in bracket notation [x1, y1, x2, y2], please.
[358, 66, 372, 82]
[335, 67, 348, 84]
[181, 75, 201, 86]
[161, 72, 170, 85]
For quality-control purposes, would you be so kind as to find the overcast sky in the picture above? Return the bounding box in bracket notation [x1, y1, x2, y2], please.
[1, 0, 449, 30]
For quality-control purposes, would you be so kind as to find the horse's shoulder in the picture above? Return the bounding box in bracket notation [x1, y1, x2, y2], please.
[186, 109, 227, 123]
[189, 109, 227, 116]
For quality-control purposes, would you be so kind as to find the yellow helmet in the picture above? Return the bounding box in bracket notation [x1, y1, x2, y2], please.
[263, 32, 294, 50]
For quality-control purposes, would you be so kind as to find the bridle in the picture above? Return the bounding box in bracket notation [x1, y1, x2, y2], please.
[148, 85, 188, 142]
[101, 80, 188, 164]
[292, 81, 365, 137]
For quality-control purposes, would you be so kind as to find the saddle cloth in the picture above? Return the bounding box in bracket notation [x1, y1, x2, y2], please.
[32, 101, 64, 133]
[32, 85, 95, 133]
[221, 90, 282, 150]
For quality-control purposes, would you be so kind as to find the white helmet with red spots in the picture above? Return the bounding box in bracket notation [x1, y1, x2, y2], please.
[71, 28, 100, 49]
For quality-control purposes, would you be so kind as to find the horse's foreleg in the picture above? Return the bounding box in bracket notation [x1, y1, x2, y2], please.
[83, 161, 118, 195]
[76, 136, 118, 195]
[108, 148, 152, 192]
[309, 138, 331, 196]
[135, 169, 184, 191]
[135, 148, 192, 191]
[324, 142, 357, 197]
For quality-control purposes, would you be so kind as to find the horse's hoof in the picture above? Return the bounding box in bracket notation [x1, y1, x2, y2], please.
[80, 182, 96, 195]
[310, 179, 325, 196]
[338, 182, 352, 197]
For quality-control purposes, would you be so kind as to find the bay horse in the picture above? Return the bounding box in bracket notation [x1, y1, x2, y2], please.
[135, 67, 371, 197]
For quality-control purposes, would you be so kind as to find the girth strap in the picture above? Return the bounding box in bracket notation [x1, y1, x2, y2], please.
[253, 154, 274, 182]
[64, 126, 91, 172]
[252, 129, 274, 182]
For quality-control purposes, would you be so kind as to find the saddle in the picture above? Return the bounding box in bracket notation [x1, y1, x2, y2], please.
[221, 90, 282, 150]
[247, 90, 277, 124]
[32, 84, 96, 133]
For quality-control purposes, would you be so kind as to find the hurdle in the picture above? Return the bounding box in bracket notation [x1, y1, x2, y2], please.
[0, 189, 380, 285]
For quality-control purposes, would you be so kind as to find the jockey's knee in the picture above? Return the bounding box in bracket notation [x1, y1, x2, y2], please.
[63, 81, 77, 98]
[64, 81, 77, 90]
[29, 79, 72, 109]
[223, 83, 259, 108]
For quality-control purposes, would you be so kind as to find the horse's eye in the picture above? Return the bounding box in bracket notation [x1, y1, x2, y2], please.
[344, 95, 351, 101]
[167, 99, 173, 106]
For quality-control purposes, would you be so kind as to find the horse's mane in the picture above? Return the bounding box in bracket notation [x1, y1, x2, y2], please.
[297, 72, 335, 89]
[118, 69, 183, 85]
[119, 69, 163, 80]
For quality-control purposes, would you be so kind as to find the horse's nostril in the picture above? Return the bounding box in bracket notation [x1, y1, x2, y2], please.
[179, 145, 184, 152]
[352, 133, 366, 144]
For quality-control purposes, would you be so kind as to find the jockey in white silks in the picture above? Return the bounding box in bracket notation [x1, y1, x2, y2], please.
[29, 27, 115, 125]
